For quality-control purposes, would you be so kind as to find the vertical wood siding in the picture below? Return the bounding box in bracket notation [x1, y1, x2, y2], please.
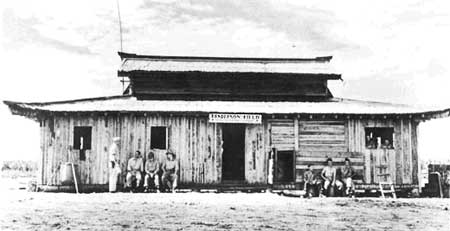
[39, 114, 419, 186]
[245, 124, 267, 183]
[347, 118, 418, 184]
[41, 114, 268, 186]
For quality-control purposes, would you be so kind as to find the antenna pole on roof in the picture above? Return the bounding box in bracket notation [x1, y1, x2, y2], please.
[116, 0, 123, 52]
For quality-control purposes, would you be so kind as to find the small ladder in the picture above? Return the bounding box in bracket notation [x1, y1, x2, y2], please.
[376, 155, 397, 199]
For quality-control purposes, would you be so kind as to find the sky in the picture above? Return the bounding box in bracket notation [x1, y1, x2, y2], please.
[0, 0, 449, 161]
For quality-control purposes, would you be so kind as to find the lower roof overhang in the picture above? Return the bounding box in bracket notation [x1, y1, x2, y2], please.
[4, 95, 450, 122]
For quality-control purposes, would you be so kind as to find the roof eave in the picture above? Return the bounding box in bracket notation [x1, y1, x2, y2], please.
[117, 70, 342, 80]
[3, 101, 41, 121]
[5, 101, 450, 122]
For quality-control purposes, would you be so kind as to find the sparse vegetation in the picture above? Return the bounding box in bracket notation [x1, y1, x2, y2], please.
[1, 160, 38, 178]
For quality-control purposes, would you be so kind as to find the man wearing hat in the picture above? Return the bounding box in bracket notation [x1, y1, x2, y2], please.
[108, 137, 121, 192]
[162, 151, 178, 193]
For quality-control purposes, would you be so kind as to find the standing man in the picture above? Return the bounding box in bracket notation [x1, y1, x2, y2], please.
[144, 151, 160, 193]
[321, 158, 343, 196]
[108, 137, 121, 193]
[162, 151, 178, 193]
[126, 150, 144, 192]
[341, 158, 356, 196]
[444, 166, 450, 198]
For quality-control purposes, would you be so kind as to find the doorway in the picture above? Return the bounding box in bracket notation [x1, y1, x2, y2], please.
[275, 150, 295, 182]
[222, 124, 245, 181]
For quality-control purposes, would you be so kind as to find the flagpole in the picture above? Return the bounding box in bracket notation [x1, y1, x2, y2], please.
[116, 0, 123, 52]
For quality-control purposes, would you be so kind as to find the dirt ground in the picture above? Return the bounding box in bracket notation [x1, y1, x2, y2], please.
[1, 181, 449, 231]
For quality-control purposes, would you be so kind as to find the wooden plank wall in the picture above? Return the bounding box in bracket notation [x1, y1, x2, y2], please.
[347, 118, 418, 184]
[245, 124, 267, 184]
[39, 114, 419, 187]
[269, 119, 295, 151]
[40, 114, 227, 186]
[297, 120, 358, 182]
[298, 120, 347, 157]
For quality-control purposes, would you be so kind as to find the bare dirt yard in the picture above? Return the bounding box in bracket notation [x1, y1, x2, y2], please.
[1, 183, 449, 231]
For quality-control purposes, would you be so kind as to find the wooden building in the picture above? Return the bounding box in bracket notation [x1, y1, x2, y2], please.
[4, 52, 450, 192]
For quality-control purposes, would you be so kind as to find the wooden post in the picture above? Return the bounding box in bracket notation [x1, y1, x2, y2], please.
[293, 118, 299, 182]
[294, 118, 299, 152]
[67, 149, 79, 194]
[71, 162, 79, 194]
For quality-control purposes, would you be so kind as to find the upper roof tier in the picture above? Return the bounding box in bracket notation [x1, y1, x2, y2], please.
[117, 52, 341, 79]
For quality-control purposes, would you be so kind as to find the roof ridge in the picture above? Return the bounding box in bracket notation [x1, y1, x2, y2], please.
[118, 51, 333, 62]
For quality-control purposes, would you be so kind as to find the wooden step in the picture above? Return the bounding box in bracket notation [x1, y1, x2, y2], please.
[381, 190, 396, 193]
[379, 181, 393, 185]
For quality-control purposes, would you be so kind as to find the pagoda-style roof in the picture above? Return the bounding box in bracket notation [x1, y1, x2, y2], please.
[4, 95, 449, 120]
[117, 52, 341, 100]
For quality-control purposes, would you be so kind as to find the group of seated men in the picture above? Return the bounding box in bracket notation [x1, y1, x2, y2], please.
[125, 150, 178, 193]
[303, 157, 356, 198]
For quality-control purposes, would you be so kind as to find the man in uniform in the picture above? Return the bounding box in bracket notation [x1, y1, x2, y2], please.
[108, 137, 121, 192]
[126, 150, 144, 192]
[144, 151, 160, 193]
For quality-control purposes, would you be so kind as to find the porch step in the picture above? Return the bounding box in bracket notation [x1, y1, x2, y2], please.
[379, 181, 394, 185]
[381, 190, 396, 193]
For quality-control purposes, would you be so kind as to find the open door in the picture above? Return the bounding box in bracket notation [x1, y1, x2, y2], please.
[274, 150, 295, 183]
[222, 124, 245, 181]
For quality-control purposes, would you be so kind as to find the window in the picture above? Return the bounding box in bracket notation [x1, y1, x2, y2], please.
[365, 127, 394, 149]
[74, 126, 92, 161]
[151, 126, 167, 149]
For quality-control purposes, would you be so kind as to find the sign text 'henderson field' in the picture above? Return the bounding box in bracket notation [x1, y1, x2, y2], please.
[208, 113, 262, 124]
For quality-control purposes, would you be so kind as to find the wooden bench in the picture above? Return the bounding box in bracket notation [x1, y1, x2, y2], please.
[295, 153, 365, 187]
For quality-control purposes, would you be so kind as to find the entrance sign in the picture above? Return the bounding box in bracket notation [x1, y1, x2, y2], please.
[209, 113, 262, 124]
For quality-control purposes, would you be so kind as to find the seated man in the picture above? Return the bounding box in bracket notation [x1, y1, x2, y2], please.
[162, 151, 178, 193]
[321, 158, 343, 197]
[125, 151, 143, 192]
[303, 164, 319, 198]
[366, 136, 377, 149]
[341, 158, 356, 196]
[381, 139, 393, 149]
[144, 151, 160, 193]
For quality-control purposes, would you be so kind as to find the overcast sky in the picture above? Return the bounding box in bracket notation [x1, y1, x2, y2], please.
[1, 0, 449, 161]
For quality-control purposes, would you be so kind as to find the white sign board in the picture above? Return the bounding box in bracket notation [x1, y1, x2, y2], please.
[209, 113, 262, 124]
